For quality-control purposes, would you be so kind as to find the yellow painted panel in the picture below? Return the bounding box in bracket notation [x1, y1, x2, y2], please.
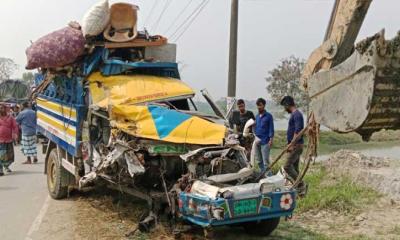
[37, 111, 76, 137]
[88, 72, 195, 108]
[111, 104, 159, 140]
[164, 117, 226, 145]
[37, 98, 77, 119]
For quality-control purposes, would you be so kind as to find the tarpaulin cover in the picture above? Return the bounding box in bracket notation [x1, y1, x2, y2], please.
[89, 73, 226, 145]
[26, 26, 85, 70]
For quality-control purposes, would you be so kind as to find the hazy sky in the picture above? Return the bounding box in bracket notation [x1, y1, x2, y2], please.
[1, 0, 400, 99]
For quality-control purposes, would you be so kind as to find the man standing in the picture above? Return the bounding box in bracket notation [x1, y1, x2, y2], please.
[280, 96, 307, 194]
[229, 99, 255, 133]
[16, 102, 38, 164]
[253, 98, 274, 173]
[0, 104, 19, 176]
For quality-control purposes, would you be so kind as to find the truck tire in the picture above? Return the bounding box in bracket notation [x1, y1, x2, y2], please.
[242, 217, 280, 236]
[47, 148, 68, 199]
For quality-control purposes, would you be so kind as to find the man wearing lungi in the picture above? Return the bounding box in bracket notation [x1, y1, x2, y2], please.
[16, 102, 37, 164]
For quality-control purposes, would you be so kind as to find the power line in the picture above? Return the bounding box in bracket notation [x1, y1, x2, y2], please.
[169, 0, 207, 40]
[173, 0, 210, 42]
[164, 0, 194, 35]
[144, 0, 158, 27]
[152, 0, 174, 32]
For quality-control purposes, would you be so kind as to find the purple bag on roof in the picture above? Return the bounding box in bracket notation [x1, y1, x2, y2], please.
[26, 26, 86, 70]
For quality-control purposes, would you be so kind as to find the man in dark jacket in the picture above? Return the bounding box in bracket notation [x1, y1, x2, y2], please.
[281, 96, 307, 195]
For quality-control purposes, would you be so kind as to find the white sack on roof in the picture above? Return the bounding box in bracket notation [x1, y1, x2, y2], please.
[81, 0, 110, 37]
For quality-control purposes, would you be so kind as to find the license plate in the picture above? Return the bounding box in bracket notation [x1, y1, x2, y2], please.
[233, 198, 258, 216]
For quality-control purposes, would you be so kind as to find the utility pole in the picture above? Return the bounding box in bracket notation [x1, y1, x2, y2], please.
[227, 0, 239, 98]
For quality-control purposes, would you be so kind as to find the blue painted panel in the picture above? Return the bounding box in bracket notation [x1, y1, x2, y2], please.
[178, 190, 297, 227]
[148, 106, 191, 139]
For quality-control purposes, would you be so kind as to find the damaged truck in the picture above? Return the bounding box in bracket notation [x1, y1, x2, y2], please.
[35, 35, 296, 238]
[23, 1, 297, 236]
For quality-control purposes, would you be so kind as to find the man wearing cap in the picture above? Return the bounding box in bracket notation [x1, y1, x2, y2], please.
[280, 96, 307, 194]
[0, 104, 18, 176]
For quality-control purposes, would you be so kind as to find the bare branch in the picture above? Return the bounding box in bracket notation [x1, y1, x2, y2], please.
[0, 57, 18, 79]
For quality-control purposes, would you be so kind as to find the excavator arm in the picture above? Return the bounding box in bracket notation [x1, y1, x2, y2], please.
[302, 0, 400, 141]
[302, 0, 372, 88]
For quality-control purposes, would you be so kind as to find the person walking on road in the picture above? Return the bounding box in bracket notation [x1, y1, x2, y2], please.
[252, 98, 274, 174]
[0, 104, 19, 176]
[16, 102, 38, 164]
[280, 96, 307, 195]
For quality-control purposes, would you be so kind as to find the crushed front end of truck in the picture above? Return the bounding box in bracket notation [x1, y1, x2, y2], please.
[34, 45, 296, 237]
[179, 188, 295, 227]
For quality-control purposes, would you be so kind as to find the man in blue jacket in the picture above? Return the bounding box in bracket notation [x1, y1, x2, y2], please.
[253, 98, 274, 174]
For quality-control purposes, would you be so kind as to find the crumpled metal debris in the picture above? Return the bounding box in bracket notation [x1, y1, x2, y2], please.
[80, 140, 145, 188]
[207, 167, 253, 183]
[124, 150, 145, 177]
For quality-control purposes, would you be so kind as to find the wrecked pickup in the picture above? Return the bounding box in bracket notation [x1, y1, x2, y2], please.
[36, 47, 296, 236]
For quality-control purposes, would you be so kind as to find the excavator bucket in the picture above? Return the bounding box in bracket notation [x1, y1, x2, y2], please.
[308, 31, 400, 141]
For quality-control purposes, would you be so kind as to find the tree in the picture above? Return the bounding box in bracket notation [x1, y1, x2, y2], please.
[0, 57, 18, 79]
[266, 56, 309, 111]
[22, 72, 35, 84]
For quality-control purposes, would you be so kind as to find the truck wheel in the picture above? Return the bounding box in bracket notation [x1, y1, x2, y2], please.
[47, 148, 68, 199]
[242, 217, 280, 236]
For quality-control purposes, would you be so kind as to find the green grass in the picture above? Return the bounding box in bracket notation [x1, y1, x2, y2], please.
[296, 165, 381, 214]
[270, 130, 400, 157]
[272, 221, 330, 240]
[389, 225, 400, 235]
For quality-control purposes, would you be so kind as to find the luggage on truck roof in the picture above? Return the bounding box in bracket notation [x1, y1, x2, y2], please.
[82, 0, 110, 37]
[25, 24, 86, 70]
[25, 1, 171, 72]
[104, 3, 139, 43]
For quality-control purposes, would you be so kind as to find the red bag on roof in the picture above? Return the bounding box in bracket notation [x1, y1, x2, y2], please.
[25, 25, 86, 70]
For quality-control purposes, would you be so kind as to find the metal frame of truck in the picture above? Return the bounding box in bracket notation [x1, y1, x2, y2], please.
[36, 46, 297, 236]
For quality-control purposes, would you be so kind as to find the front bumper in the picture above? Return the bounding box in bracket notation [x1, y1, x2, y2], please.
[178, 190, 296, 227]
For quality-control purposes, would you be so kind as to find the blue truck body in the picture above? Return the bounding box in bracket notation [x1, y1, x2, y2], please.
[35, 47, 181, 157]
[36, 46, 297, 231]
[179, 190, 296, 227]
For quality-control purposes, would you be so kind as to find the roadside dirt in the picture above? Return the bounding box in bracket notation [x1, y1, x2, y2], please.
[327, 150, 400, 200]
[297, 198, 400, 240]
[36, 150, 400, 240]
[296, 150, 400, 240]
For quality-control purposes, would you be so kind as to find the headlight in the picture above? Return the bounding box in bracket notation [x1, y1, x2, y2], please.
[280, 194, 294, 210]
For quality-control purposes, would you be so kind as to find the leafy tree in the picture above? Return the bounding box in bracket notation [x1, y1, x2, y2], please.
[266, 56, 309, 111]
[0, 57, 18, 79]
[22, 72, 35, 84]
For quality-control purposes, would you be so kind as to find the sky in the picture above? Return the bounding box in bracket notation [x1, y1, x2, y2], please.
[1, 0, 400, 100]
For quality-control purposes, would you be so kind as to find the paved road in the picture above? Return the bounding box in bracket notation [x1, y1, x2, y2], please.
[0, 146, 75, 240]
[0, 146, 47, 240]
